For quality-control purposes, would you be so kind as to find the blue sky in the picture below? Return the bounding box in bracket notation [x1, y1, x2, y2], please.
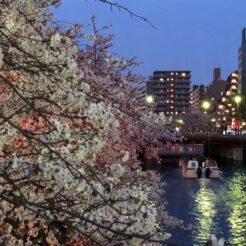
[55, 0, 246, 84]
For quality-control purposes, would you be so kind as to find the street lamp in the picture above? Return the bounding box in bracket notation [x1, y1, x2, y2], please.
[234, 94, 242, 108]
[201, 100, 211, 114]
[145, 95, 154, 104]
[145, 95, 156, 113]
[233, 94, 242, 133]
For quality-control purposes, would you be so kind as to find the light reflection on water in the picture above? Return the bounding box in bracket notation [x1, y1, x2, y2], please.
[221, 171, 246, 246]
[192, 180, 219, 245]
[160, 161, 246, 246]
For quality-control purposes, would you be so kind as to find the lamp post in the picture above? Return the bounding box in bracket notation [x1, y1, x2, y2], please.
[201, 100, 211, 134]
[145, 95, 154, 104]
[174, 118, 184, 133]
[201, 100, 211, 114]
[145, 95, 156, 113]
[234, 94, 242, 108]
[233, 94, 242, 134]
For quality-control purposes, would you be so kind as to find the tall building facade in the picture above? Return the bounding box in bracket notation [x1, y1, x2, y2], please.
[146, 71, 191, 115]
[216, 71, 239, 128]
[189, 84, 206, 112]
[213, 67, 221, 82]
[135, 86, 146, 112]
[238, 28, 246, 95]
[203, 68, 227, 112]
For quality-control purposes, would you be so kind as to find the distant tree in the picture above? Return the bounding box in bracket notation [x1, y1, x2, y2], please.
[182, 112, 210, 128]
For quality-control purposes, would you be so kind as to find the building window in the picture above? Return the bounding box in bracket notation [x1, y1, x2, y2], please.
[181, 73, 186, 77]
[160, 78, 164, 82]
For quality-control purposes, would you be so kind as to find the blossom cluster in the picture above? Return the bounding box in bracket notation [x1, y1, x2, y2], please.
[0, 1, 181, 245]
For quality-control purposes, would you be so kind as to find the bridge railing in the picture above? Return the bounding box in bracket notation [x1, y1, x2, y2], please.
[159, 144, 204, 155]
[181, 127, 222, 135]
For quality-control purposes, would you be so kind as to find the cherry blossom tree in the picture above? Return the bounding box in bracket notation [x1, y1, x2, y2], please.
[0, 1, 180, 245]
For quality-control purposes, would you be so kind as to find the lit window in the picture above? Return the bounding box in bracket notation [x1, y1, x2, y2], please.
[170, 106, 174, 109]
[170, 95, 174, 97]
[175, 112, 178, 115]
[231, 85, 237, 90]
[170, 89, 174, 92]
[222, 97, 226, 102]
[231, 79, 237, 83]
[171, 84, 174, 86]
[171, 72, 174, 75]
[160, 78, 164, 82]
[171, 78, 174, 81]
[181, 73, 186, 77]
[226, 91, 231, 96]
[167, 78, 170, 81]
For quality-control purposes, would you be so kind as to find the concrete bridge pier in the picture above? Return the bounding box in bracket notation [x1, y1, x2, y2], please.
[232, 147, 244, 161]
[216, 147, 244, 161]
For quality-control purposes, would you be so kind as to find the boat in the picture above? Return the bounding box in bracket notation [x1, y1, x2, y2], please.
[178, 157, 220, 179]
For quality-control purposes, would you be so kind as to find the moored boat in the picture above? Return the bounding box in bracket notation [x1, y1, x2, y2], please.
[179, 157, 221, 179]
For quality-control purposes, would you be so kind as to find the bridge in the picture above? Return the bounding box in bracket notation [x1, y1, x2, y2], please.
[181, 131, 246, 161]
[158, 126, 246, 161]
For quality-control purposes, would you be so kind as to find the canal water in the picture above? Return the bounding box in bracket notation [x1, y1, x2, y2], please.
[157, 159, 246, 246]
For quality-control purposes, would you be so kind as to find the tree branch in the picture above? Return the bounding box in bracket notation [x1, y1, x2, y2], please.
[96, 0, 157, 29]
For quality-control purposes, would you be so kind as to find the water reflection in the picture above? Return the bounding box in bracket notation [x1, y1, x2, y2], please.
[221, 171, 246, 245]
[161, 161, 246, 245]
[191, 180, 220, 245]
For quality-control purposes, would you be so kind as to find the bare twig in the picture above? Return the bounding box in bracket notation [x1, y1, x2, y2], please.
[95, 0, 157, 29]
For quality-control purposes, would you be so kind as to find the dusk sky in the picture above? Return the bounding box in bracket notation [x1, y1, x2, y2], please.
[55, 0, 246, 85]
